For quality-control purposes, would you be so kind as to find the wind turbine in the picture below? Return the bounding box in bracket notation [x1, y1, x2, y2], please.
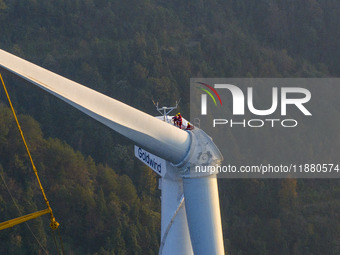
[0, 49, 225, 255]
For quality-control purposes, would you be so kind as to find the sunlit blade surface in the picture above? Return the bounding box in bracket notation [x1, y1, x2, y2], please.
[0, 49, 190, 164]
[183, 176, 225, 255]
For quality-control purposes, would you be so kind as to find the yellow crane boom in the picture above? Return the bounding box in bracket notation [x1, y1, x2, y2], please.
[0, 209, 50, 231]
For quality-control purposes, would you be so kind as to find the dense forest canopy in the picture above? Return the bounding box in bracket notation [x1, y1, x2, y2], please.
[0, 0, 340, 254]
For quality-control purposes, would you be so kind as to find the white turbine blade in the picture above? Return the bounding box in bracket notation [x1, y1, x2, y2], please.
[0, 49, 190, 164]
[183, 176, 225, 255]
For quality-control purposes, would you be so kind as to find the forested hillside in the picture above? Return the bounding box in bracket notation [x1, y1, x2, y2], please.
[0, 0, 340, 254]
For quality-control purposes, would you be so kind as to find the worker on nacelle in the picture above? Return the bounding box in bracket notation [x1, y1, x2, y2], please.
[186, 122, 194, 130]
[172, 114, 178, 127]
[177, 113, 182, 129]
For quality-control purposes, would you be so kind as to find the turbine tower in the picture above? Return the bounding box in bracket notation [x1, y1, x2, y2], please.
[0, 49, 225, 255]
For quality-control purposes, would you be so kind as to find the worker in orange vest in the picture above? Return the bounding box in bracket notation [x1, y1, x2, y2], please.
[186, 122, 194, 130]
[177, 113, 182, 129]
